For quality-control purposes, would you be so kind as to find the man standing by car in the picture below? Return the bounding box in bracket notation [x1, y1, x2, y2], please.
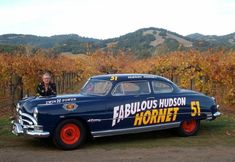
[36, 72, 57, 96]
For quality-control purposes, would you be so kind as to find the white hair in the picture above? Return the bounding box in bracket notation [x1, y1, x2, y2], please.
[42, 72, 51, 78]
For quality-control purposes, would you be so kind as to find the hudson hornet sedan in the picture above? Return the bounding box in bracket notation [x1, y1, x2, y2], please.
[11, 74, 221, 150]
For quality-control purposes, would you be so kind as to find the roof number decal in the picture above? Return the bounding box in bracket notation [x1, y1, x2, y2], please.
[110, 76, 118, 81]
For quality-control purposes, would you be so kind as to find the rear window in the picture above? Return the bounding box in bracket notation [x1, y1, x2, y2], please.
[112, 81, 150, 96]
[152, 81, 173, 93]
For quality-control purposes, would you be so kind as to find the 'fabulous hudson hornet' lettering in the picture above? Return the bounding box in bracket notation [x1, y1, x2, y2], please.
[159, 97, 186, 108]
[112, 97, 186, 127]
[112, 100, 158, 126]
[134, 107, 179, 126]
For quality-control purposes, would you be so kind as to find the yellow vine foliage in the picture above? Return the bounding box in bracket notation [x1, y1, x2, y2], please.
[0, 50, 234, 105]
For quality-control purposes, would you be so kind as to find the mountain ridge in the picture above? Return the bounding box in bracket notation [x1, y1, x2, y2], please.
[0, 27, 234, 57]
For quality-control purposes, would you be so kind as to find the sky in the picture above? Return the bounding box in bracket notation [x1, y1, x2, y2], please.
[0, 0, 234, 39]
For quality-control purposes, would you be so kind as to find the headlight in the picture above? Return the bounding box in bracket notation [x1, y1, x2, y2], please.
[33, 107, 38, 121]
[16, 103, 20, 112]
[211, 97, 216, 103]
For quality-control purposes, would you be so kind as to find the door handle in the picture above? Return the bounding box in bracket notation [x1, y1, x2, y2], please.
[146, 97, 155, 100]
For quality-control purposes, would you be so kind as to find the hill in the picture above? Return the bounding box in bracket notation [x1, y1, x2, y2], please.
[187, 32, 235, 50]
[0, 28, 234, 57]
[105, 27, 194, 57]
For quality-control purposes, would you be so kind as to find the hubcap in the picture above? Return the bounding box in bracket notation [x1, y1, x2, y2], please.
[181, 120, 197, 133]
[60, 123, 80, 145]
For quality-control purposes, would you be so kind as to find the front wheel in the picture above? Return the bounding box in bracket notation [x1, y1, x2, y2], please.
[53, 119, 87, 150]
[177, 119, 200, 136]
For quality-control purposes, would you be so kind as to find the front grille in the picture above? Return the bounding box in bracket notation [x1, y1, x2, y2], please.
[17, 109, 37, 129]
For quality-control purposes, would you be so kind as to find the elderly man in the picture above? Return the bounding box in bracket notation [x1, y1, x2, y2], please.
[36, 72, 57, 96]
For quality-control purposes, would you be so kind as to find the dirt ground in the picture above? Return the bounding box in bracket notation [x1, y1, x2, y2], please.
[0, 110, 234, 162]
[0, 145, 234, 162]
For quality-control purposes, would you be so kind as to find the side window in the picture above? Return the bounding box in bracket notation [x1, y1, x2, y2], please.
[152, 81, 173, 93]
[113, 81, 150, 96]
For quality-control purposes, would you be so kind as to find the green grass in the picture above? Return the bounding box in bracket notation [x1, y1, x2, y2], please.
[0, 118, 12, 137]
[0, 115, 234, 149]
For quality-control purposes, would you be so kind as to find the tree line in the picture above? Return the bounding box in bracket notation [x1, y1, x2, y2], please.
[0, 50, 234, 110]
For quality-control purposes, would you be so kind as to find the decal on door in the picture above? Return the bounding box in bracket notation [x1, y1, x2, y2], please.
[191, 101, 201, 116]
[112, 97, 186, 127]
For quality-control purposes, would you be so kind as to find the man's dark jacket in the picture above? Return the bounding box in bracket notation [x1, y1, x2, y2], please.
[36, 82, 57, 96]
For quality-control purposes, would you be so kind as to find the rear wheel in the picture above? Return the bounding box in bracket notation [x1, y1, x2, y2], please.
[53, 119, 87, 150]
[177, 119, 200, 136]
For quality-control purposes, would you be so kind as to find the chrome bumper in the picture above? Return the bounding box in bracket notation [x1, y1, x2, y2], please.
[213, 104, 222, 118]
[206, 111, 222, 120]
[213, 111, 221, 117]
[11, 104, 50, 138]
[11, 120, 50, 138]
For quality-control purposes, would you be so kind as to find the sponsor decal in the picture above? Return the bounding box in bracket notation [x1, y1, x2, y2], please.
[112, 97, 186, 127]
[63, 103, 78, 111]
[87, 119, 102, 123]
[128, 75, 142, 79]
[45, 98, 76, 105]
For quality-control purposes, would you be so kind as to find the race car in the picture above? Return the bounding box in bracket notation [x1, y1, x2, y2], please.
[11, 74, 221, 150]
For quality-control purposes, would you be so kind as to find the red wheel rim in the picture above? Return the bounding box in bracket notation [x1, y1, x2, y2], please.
[181, 120, 197, 133]
[60, 123, 80, 145]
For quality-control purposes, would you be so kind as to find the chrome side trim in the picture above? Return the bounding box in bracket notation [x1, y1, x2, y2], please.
[87, 111, 213, 123]
[91, 122, 180, 138]
[25, 130, 50, 137]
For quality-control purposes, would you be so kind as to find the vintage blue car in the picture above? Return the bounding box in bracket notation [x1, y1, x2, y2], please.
[11, 74, 221, 150]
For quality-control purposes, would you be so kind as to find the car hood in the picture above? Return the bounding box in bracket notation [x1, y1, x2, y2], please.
[20, 94, 99, 113]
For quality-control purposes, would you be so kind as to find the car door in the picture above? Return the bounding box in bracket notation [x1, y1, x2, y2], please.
[106, 80, 154, 130]
[151, 80, 182, 124]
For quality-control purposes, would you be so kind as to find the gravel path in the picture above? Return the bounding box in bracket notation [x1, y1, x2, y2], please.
[0, 145, 234, 162]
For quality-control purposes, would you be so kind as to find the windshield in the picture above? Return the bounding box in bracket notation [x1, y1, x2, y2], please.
[80, 79, 112, 96]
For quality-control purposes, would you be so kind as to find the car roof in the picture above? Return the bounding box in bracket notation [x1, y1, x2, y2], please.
[91, 74, 173, 82]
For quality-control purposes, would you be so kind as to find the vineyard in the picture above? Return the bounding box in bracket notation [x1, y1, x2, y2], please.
[0, 50, 234, 117]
